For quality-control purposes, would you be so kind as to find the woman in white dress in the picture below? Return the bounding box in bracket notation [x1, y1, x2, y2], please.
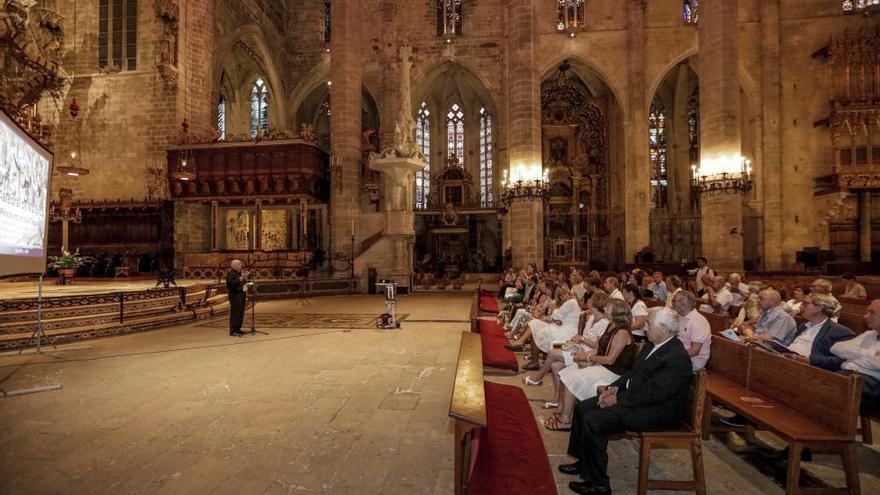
[525, 285, 582, 353]
[623, 283, 649, 339]
[524, 292, 611, 408]
[546, 299, 636, 431]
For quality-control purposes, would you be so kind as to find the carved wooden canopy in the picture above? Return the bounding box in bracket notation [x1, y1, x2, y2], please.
[166, 139, 330, 202]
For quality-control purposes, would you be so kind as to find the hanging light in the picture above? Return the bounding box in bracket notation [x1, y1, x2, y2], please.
[170, 118, 197, 181]
[56, 97, 91, 176]
[170, 0, 196, 182]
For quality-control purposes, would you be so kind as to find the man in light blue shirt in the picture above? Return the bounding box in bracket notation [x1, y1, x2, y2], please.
[742, 289, 797, 345]
[648, 271, 667, 302]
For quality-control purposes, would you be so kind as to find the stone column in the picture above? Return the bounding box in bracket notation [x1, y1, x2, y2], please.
[329, 0, 362, 257]
[760, 0, 784, 269]
[698, 0, 744, 272]
[859, 191, 872, 263]
[625, 0, 650, 265]
[506, 0, 543, 269]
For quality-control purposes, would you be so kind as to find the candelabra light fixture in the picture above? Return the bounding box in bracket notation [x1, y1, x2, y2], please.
[690, 154, 754, 195]
[842, 0, 880, 16]
[499, 164, 550, 208]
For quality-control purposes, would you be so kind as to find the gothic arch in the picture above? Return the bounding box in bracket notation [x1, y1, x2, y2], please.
[214, 25, 288, 129]
[412, 60, 499, 119]
[538, 55, 626, 117]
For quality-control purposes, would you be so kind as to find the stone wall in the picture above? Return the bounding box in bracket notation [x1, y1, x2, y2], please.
[39, 0, 877, 272]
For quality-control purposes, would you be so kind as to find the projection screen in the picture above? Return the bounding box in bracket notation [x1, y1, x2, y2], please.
[0, 110, 53, 277]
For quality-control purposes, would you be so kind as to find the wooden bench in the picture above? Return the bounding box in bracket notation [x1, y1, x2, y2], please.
[448, 332, 555, 495]
[703, 336, 863, 494]
[631, 371, 708, 495]
[475, 282, 500, 314]
[699, 310, 730, 335]
[469, 293, 518, 373]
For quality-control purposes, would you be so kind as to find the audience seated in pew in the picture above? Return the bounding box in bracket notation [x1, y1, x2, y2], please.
[785, 293, 854, 371]
[647, 270, 667, 302]
[672, 290, 712, 372]
[664, 275, 683, 308]
[832, 299, 880, 415]
[604, 277, 625, 300]
[731, 289, 798, 344]
[559, 308, 694, 495]
[550, 299, 637, 432]
[726, 272, 751, 306]
[810, 278, 842, 321]
[841, 272, 868, 300]
[699, 276, 733, 315]
[782, 284, 810, 315]
[525, 285, 582, 357]
[621, 283, 649, 339]
[524, 292, 611, 409]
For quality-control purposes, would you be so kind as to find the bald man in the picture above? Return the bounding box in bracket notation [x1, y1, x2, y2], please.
[831, 300, 880, 414]
[226, 259, 248, 336]
[742, 289, 798, 344]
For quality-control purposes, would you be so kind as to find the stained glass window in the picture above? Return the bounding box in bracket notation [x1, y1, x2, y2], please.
[217, 95, 226, 140]
[250, 78, 269, 138]
[415, 102, 431, 209]
[557, 0, 586, 32]
[688, 87, 700, 210]
[683, 0, 700, 24]
[842, 0, 880, 14]
[479, 107, 494, 207]
[437, 0, 462, 37]
[447, 103, 464, 169]
[648, 97, 668, 209]
[324, 0, 331, 43]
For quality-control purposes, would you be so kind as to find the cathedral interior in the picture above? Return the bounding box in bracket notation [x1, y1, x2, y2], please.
[2, 1, 880, 494]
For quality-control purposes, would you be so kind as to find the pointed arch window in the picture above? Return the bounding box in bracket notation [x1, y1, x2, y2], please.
[479, 107, 494, 207]
[324, 0, 332, 43]
[217, 95, 226, 140]
[437, 0, 462, 37]
[557, 1, 586, 32]
[683, 0, 700, 24]
[250, 78, 269, 137]
[447, 103, 465, 169]
[688, 87, 701, 210]
[415, 102, 432, 209]
[648, 97, 668, 209]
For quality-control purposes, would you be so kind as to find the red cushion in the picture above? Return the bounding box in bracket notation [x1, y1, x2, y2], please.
[468, 382, 557, 495]
[479, 295, 499, 313]
[478, 319, 507, 338]
[480, 333, 518, 372]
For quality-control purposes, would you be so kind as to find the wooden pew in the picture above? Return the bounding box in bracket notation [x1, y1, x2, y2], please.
[703, 336, 863, 494]
[699, 310, 730, 335]
[468, 296, 519, 373]
[448, 332, 555, 495]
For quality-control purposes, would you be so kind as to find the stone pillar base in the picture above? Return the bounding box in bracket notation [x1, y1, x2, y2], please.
[700, 193, 744, 273]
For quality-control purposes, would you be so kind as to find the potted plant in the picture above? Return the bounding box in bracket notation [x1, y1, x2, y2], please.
[48, 249, 93, 284]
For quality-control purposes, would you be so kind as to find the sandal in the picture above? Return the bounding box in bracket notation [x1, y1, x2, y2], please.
[542, 402, 559, 409]
[524, 376, 543, 386]
[543, 416, 572, 431]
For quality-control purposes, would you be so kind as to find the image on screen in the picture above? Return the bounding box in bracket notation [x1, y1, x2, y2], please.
[0, 110, 53, 276]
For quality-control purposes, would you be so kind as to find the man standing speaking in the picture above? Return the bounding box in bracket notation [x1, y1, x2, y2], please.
[226, 259, 248, 336]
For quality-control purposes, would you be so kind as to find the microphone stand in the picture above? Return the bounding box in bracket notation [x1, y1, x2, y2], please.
[246, 273, 268, 335]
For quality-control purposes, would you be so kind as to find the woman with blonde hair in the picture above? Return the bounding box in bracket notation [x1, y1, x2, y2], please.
[545, 299, 636, 430]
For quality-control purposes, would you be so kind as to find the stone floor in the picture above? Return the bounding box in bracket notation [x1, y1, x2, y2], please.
[0, 292, 877, 494]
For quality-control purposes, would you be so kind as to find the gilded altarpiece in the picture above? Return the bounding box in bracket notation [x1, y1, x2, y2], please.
[540, 65, 611, 270]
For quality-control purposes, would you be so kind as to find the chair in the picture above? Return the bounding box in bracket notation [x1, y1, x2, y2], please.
[633, 370, 707, 495]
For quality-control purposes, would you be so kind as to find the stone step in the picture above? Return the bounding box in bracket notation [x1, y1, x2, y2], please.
[0, 300, 230, 351]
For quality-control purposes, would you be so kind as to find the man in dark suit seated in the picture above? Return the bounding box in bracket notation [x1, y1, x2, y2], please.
[783, 293, 854, 371]
[559, 307, 693, 494]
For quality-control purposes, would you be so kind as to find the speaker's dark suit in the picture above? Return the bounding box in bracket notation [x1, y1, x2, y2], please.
[567, 336, 693, 489]
[226, 269, 246, 333]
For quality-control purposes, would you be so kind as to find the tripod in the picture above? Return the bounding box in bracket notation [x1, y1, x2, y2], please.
[20, 274, 57, 353]
[246, 280, 268, 335]
[294, 269, 312, 306]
